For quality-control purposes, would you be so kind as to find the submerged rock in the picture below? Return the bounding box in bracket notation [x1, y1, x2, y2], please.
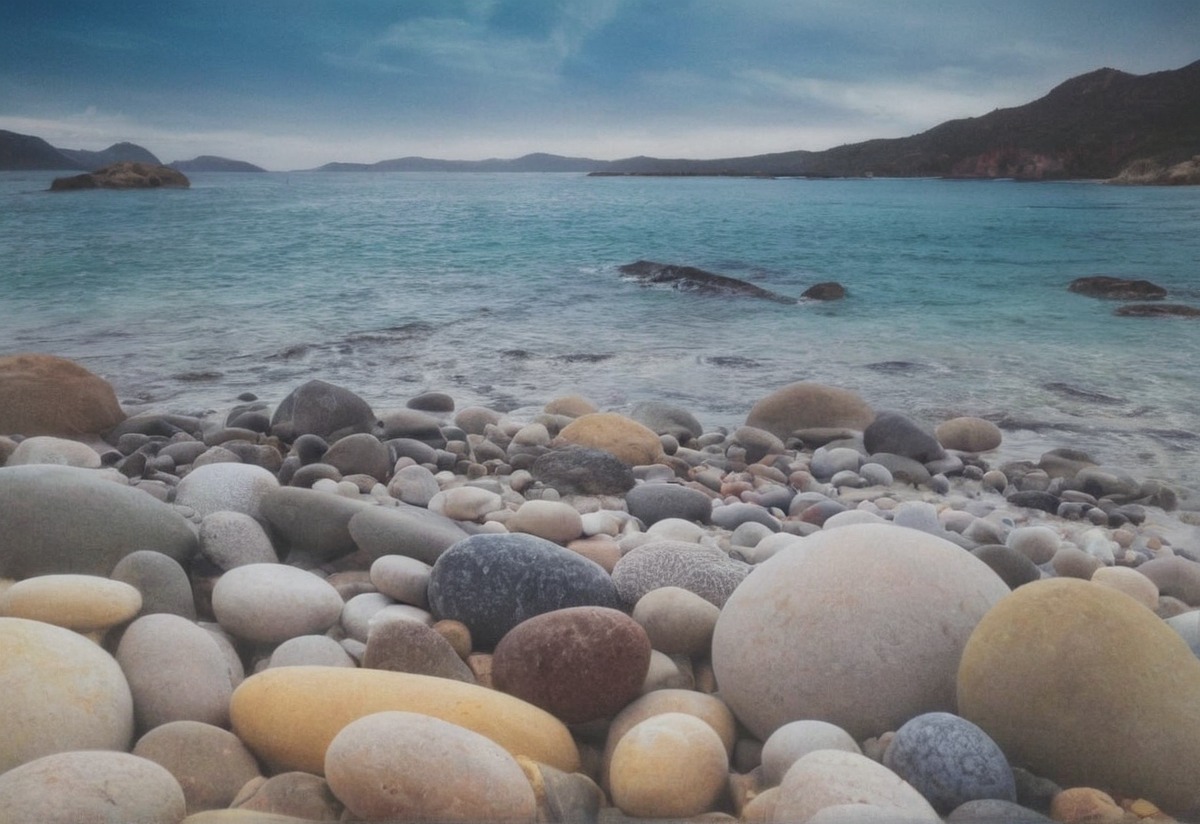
[1067, 275, 1166, 300]
[618, 260, 796, 303]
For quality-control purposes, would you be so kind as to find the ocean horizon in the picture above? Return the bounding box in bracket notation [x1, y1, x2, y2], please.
[3, 170, 1199, 492]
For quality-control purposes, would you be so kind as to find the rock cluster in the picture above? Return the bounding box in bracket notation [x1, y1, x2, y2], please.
[2, 357, 1199, 822]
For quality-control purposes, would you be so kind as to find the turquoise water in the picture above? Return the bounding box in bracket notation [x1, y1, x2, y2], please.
[3, 171, 1199, 488]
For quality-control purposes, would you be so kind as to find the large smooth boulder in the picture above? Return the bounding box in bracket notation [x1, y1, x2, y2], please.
[428, 532, 621, 649]
[745, 381, 875, 440]
[0, 616, 134, 773]
[0, 465, 197, 578]
[270, 379, 375, 442]
[555, 413, 664, 466]
[712, 524, 1009, 741]
[230, 666, 580, 775]
[957, 577, 1200, 815]
[0, 353, 125, 436]
[0, 573, 141, 633]
[325, 711, 537, 823]
[492, 606, 651, 724]
[0, 750, 186, 823]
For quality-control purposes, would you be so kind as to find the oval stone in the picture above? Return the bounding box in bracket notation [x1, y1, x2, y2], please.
[174, 462, 280, 520]
[428, 532, 621, 649]
[555, 412, 664, 466]
[610, 540, 750, 608]
[211, 563, 344, 644]
[609, 712, 729, 819]
[957, 577, 1200, 814]
[745, 381, 875, 439]
[631, 585, 721, 656]
[492, 606, 651, 724]
[133, 720, 263, 814]
[774, 749, 939, 824]
[0, 573, 141, 632]
[230, 665, 580, 775]
[762, 720, 863, 786]
[712, 524, 1009, 741]
[325, 711, 537, 823]
[0, 616, 134, 773]
[0, 750, 185, 824]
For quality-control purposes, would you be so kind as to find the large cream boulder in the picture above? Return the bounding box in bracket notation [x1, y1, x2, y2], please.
[0, 616, 134, 772]
[325, 711, 537, 822]
[744, 381, 875, 440]
[0, 750, 186, 823]
[608, 712, 729, 819]
[0, 353, 125, 436]
[230, 665, 579, 775]
[0, 573, 141, 632]
[555, 413, 664, 466]
[958, 577, 1200, 815]
[711, 524, 1009, 741]
[773, 749, 940, 824]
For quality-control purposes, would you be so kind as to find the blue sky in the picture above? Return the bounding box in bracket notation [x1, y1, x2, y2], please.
[2, 1, 1198, 170]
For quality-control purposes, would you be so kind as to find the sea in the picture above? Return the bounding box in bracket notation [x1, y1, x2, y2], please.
[3, 171, 1199, 491]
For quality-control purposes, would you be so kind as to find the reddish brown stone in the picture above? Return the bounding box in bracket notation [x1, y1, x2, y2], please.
[0, 354, 125, 436]
[492, 606, 651, 725]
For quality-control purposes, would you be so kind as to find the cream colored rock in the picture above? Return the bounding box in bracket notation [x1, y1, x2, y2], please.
[773, 750, 940, 824]
[1091, 565, 1159, 610]
[211, 563, 344, 644]
[326, 711, 537, 822]
[762, 719, 863, 786]
[0, 616, 134, 773]
[0, 750, 186, 824]
[934, 417, 1002, 453]
[712, 524, 1009, 741]
[429, 486, 505, 521]
[958, 577, 1200, 814]
[543, 395, 598, 418]
[745, 382, 875, 440]
[609, 712, 729, 819]
[230, 665, 579, 775]
[0, 573, 141, 632]
[631, 585, 721, 656]
[6, 435, 102, 467]
[555, 413, 664, 466]
[508, 499, 585, 544]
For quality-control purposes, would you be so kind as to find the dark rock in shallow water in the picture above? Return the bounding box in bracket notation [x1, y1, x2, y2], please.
[1067, 275, 1166, 300]
[800, 281, 846, 300]
[1042, 382, 1124, 404]
[1115, 303, 1200, 317]
[626, 482, 713, 526]
[270, 379, 375, 442]
[531, 445, 635, 495]
[618, 260, 795, 303]
[50, 161, 190, 191]
[864, 412, 946, 463]
[428, 532, 621, 649]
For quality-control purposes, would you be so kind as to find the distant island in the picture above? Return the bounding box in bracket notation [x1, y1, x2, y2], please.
[2, 58, 1197, 182]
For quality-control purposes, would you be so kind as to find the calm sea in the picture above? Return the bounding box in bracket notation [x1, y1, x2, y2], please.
[3, 171, 1199, 490]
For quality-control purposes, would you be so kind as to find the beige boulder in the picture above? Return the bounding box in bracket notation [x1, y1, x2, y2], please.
[0, 573, 141, 632]
[230, 665, 579, 775]
[555, 413, 664, 466]
[6, 435, 102, 467]
[325, 711, 537, 822]
[744, 382, 874, 440]
[958, 577, 1200, 815]
[0, 353, 125, 436]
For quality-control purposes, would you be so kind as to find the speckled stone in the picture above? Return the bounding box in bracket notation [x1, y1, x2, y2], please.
[883, 711, 1016, 814]
[0, 750, 186, 823]
[230, 666, 579, 775]
[325, 711, 537, 822]
[626, 482, 714, 526]
[610, 540, 750, 608]
[609, 712, 729, 819]
[492, 606, 651, 724]
[6, 435, 102, 467]
[0, 616, 134, 773]
[133, 720, 263, 814]
[712, 524, 1009, 742]
[531, 445, 636, 495]
[428, 532, 621, 649]
[958, 577, 1200, 814]
[947, 798, 1054, 824]
[175, 462, 280, 520]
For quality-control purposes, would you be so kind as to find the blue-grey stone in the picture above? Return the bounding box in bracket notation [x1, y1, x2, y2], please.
[947, 799, 1053, 824]
[883, 711, 1016, 815]
[270, 379, 375, 442]
[628, 401, 704, 444]
[864, 412, 946, 463]
[709, 502, 780, 532]
[427, 533, 621, 649]
[348, 504, 470, 565]
[625, 482, 712, 526]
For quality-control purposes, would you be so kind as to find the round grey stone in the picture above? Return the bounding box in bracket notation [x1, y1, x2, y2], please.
[198, 510, 278, 570]
[626, 482, 713, 526]
[111, 550, 197, 620]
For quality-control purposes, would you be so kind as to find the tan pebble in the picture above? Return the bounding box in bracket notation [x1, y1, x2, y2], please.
[0, 573, 141, 632]
[555, 413, 663, 466]
[434, 619, 473, 659]
[566, 535, 623, 572]
[609, 712, 729, 819]
[544, 394, 598, 418]
[468, 652, 494, 688]
[508, 499, 584, 544]
[1091, 566, 1159, 610]
[1050, 786, 1127, 823]
[741, 785, 779, 822]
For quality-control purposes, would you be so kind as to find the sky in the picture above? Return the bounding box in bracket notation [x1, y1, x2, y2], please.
[2, 1, 1198, 171]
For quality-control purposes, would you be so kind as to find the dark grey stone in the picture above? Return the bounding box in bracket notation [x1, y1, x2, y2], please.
[363, 619, 474, 682]
[883, 711, 1016, 815]
[971, 545, 1039, 588]
[406, 391, 455, 413]
[322, 433, 390, 482]
[864, 412, 946, 463]
[948, 799, 1053, 824]
[867, 452, 932, 486]
[428, 532, 621, 649]
[709, 502, 780, 532]
[610, 540, 750, 608]
[1005, 490, 1061, 514]
[386, 437, 439, 466]
[110, 549, 197, 620]
[625, 482, 712, 526]
[270, 379, 375, 442]
[375, 408, 445, 447]
[259, 486, 371, 561]
[531, 445, 635, 495]
[348, 504, 470, 565]
[0, 465, 197, 579]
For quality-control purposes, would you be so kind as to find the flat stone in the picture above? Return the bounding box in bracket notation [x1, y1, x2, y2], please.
[230, 665, 580, 775]
[363, 618, 475, 682]
[508, 498, 585, 543]
[259, 486, 371, 561]
[611, 540, 750, 608]
[0, 616, 134, 773]
[428, 532, 621, 649]
[133, 720, 263, 814]
[6, 435, 102, 467]
[429, 485, 504, 520]
[325, 710, 537, 823]
[0, 465, 197, 578]
[212, 563, 344, 644]
[369, 553, 431, 607]
[116, 613, 235, 732]
[0, 750, 186, 823]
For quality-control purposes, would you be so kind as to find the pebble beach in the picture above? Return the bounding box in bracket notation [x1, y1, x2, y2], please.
[3, 352, 1200, 824]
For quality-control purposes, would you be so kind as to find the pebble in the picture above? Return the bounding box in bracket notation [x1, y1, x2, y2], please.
[508, 498, 585, 543]
[348, 503, 470, 565]
[611, 540, 750, 608]
[368, 553, 431, 607]
[555, 412, 664, 466]
[198, 511, 279, 569]
[267, 634, 358, 669]
[761, 719, 863, 786]
[609, 712, 730, 818]
[132, 720, 263, 814]
[0, 572, 141, 633]
[6, 434, 102, 467]
[773, 749, 940, 824]
[231, 770, 344, 819]
[111, 550, 197, 619]
[631, 585, 721, 656]
[362, 617, 475, 682]
[211, 563, 344, 644]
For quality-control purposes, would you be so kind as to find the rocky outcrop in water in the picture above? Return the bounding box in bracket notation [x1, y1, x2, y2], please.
[50, 162, 190, 191]
[1067, 276, 1167, 300]
[618, 261, 795, 303]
